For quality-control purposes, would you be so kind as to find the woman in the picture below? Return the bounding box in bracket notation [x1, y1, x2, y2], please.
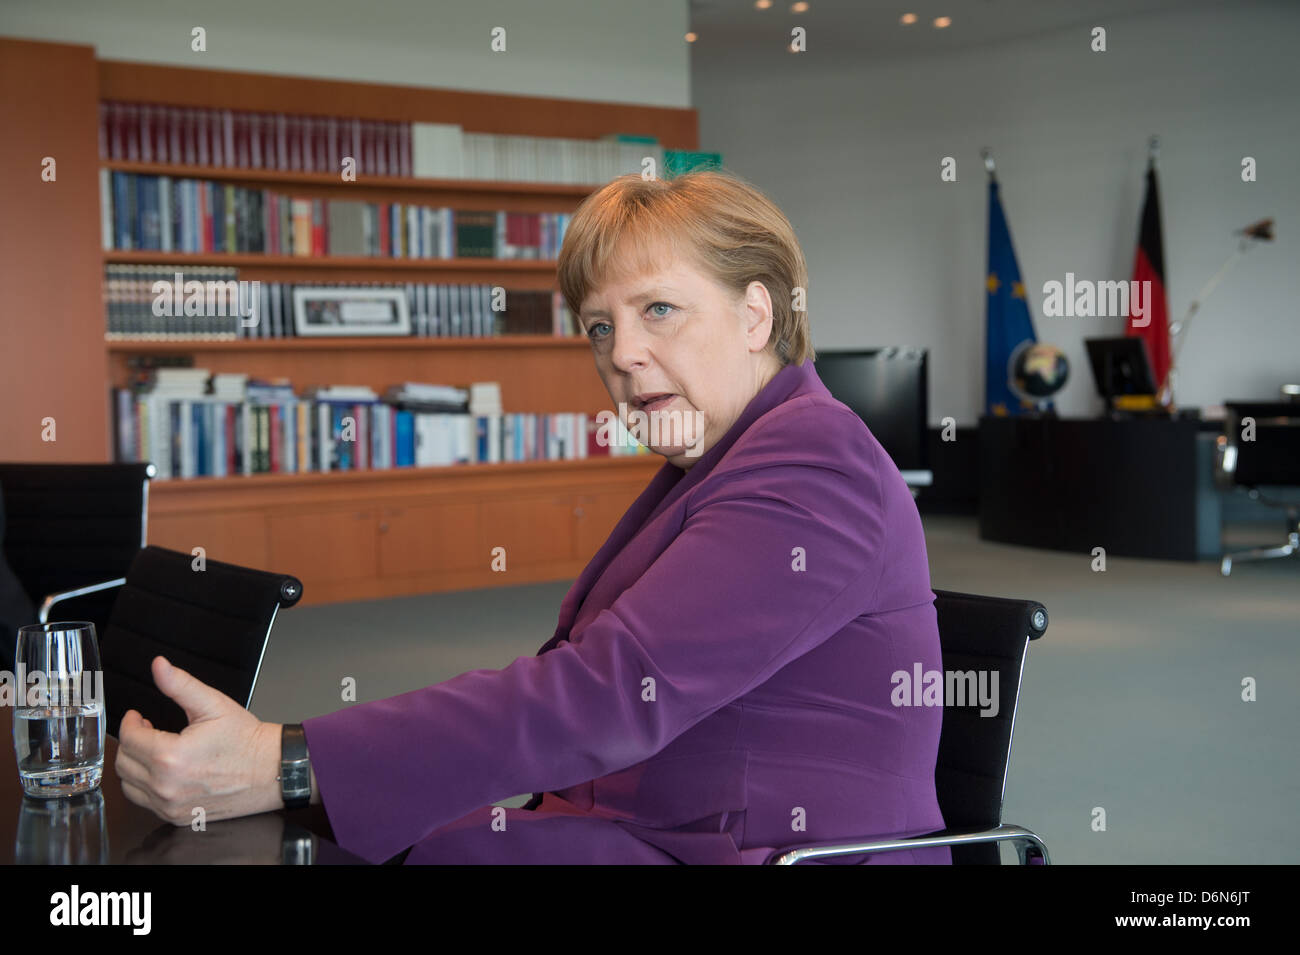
[116, 170, 950, 865]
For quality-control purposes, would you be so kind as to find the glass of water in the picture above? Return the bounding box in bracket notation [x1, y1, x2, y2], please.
[12, 622, 105, 797]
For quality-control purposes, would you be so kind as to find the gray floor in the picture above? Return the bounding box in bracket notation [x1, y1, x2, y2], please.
[251, 514, 1300, 863]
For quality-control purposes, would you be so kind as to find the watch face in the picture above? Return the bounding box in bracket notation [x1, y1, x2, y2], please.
[281, 760, 311, 800]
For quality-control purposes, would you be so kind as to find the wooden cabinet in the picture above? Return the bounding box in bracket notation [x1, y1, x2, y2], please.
[146, 457, 660, 605]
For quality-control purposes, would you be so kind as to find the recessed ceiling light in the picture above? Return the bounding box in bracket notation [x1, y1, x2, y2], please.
[900, 13, 917, 25]
[934, 16, 952, 28]
[685, 31, 698, 42]
[755, 0, 773, 9]
[791, 2, 810, 13]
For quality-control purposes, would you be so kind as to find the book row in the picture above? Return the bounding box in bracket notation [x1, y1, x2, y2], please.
[98, 101, 715, 185]
[113, 394, 652, 479]
[103, 267, 578, 339]
[101, 172, 572, 258]
[101, 102, 411, 177]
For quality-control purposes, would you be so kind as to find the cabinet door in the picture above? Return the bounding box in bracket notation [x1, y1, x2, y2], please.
[149, 510, 270, 570]
[378, 501, 480, 577]
[574, 489, 641, 561]
[478, 494, 575, 570]
[268, 508, 378, 588]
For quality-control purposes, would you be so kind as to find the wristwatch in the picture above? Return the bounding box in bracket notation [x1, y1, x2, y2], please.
[278, 723, 312, 810]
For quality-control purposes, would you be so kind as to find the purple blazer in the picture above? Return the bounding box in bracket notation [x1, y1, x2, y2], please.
[302, 359, 949, 864]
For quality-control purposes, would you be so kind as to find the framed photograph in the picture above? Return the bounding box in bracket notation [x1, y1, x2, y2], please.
[292, 287, 411, 336]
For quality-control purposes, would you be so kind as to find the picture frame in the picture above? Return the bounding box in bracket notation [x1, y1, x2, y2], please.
[292, 287, 411, 336]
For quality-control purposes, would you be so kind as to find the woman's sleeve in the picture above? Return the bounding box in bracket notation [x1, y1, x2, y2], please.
[302, 411, 888, 864]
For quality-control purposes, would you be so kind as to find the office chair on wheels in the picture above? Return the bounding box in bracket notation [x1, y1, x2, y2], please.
[1215, 401, 1300, 576]
[766, 589, 1050, 865]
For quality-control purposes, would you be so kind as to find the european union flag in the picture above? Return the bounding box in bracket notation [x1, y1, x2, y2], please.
[985, 179, 1041, 416]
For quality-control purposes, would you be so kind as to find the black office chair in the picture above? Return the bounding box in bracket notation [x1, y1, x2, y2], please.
[1215, 401, 1300, 576]
[766, 589, 1050, 865]
[0, 462, 155, 640]
[100, 545, 303, 738]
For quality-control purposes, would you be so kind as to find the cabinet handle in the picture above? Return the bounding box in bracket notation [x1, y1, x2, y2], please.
[574, 506, 584, 518]
[379, 522, 389, 533]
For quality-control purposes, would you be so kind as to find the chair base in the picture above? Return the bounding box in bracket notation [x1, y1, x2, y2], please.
[1221, 506, 1299, 576]
[765, 823, 1050, 865]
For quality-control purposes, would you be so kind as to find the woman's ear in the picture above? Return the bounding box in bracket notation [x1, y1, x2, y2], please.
[741, 281, 774, 351]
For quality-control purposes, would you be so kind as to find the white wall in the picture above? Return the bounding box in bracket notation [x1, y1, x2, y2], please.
[0, 0, 691, 108]
[691, 0, 1300, 422]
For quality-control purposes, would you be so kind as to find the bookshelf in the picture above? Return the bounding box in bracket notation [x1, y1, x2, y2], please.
[3, 37, 697, 605]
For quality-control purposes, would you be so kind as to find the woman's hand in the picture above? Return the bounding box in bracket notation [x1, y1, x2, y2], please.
[115, 656, 285, 826]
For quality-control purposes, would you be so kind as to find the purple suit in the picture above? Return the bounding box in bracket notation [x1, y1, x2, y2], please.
[302, 359, 950, 864]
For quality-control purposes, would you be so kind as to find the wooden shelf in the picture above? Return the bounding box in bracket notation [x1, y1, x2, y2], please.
[102, 160, 600, 199]
[105, 335, 589, 353]
[149, 454, 658, 495]
[103, 250, 558, 271]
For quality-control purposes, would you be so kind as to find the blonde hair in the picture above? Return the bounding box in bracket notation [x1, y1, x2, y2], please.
[557, 169, 814, 365]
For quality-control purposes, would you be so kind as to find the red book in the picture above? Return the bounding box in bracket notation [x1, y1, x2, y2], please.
[398, 122, 411, 177]
[301, 116, 316, 173]
[196, 106, 209, 166]
[124, 103, 139, 161]
[139, 104, 153, 162]
[268, 405, 281, 473]
[168, 106, 182, 165]
[153, 105, 170, 163]
[275, 113, 288, 171]
[356, 405, 368, 470]
[326, 116, 339, 173]
[249, 113, 262, 169]
[225, 406, 238, 474]
[198, 182, 211, 252]
[208, 108, 223, 167]
[288, 115, 302, 172]
[183, 108, 197, 165]
[108, 102, 123, 159]
[311, 199, 325, 256]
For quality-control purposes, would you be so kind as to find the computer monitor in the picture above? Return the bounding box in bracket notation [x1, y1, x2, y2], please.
[812, 347, 931, 486]
[1085, 337, 1157, 407]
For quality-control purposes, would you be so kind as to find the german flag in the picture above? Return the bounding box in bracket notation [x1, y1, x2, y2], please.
[1126, 164, 1171, 396]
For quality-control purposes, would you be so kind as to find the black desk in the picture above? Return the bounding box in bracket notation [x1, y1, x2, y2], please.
[979, 415, 1202, 561]
[0, 704, 367, 864]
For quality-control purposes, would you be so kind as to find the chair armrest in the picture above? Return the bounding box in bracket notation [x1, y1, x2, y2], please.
[764, 823, 1050, 865]
[39, 578, 126, 624]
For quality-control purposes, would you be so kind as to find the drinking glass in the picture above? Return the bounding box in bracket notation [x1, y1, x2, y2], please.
[12, 622, 105, 797]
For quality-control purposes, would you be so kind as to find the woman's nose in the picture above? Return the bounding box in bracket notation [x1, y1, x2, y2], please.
[610, 319, 655, 371]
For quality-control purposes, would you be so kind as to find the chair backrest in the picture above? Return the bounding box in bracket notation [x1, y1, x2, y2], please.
[0, 462, 153, 606]
[1221, 402, 1300, 487]
[931, 589, 1048, 864]
[100, 545, 303, 737]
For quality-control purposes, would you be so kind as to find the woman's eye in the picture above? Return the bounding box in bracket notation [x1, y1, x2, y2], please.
[648, 302, 674, 318]
[587, 322, 611, 340]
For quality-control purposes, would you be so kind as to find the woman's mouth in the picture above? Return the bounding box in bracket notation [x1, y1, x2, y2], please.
[639, 395, 675, 412]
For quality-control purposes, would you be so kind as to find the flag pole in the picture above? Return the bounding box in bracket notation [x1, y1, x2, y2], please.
[981, 147, 996, 181]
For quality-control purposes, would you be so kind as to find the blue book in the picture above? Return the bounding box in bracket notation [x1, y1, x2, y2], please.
[192, 402, 207, 476]
[112, 172, 130, 249]
[395, 410, 415, 467]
